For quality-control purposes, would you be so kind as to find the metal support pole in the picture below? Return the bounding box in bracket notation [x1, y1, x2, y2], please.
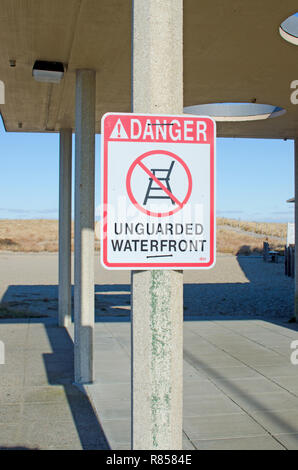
[58, 129, 72, 327]
[131, 0, 184, 450]
[295, 139, 298, 320]
[74, 70, 96, 384]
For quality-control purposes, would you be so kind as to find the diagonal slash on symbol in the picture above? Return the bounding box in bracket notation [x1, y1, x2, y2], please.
[138, 160, 183, 207]
[126, 149, 193, 218]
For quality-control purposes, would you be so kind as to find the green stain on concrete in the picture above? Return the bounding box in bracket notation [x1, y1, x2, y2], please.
[165, 391, 171, 407]
[149, 270, 172, 448]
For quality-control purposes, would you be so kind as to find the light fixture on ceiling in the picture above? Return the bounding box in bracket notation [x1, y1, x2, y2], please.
[279, 12, 298, 45]
[32, 60, 64, 84]
[183, 103, 286, 122]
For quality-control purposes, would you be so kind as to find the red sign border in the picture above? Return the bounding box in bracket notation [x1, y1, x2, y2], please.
[101, 112, 216, 269]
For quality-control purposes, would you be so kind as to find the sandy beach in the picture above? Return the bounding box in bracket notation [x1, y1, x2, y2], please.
[0, 252, 294, 321]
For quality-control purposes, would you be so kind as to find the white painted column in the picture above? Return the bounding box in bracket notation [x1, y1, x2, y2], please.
[58, 128, 72, 327]
[131, 0, 183, 450]
[74, 70, 96, 384]
[295, 139, 298, 320]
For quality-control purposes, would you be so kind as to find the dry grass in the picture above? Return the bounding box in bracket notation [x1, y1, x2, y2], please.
[0, 219, 101, 252]
[0, 218, 288, 255]
[217, 217, 287, 239]
[0, 219, 60, 252]
[217, 228, 284, 255]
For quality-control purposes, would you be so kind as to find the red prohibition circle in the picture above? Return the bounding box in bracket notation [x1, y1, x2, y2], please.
[126, 149, 192, 217]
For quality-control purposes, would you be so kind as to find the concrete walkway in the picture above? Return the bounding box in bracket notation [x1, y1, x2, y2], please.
[81, 317, 298, 450]
[2, 315, 298, 449]
[0, 318, 109, 450]
[1, 253, 298, 449]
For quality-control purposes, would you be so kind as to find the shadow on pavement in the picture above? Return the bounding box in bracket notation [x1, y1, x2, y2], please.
[0, 253, 295, 323]
[42, 324, 110, 450]
[0, 252, 297, 448]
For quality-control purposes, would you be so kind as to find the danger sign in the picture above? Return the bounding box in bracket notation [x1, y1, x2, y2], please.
[101, 113, 216, 269]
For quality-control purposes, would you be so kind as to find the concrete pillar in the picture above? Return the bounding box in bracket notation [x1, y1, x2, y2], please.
[131, 0, 183, 450]
[295, 139, 298, 320]
[74, 70, 96, 384]
[58, 129, 72, 327]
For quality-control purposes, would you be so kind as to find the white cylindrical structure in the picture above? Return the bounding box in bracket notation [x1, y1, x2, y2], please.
[74, 69, 96, 384]
[131, 0, 184, 450]
[58, 128, 72, 328]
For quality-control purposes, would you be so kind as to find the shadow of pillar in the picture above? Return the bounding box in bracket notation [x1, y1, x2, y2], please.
[43, 324, 110, 450]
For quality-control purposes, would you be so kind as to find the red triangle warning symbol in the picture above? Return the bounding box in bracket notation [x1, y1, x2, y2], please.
[110, 119, 129, 139]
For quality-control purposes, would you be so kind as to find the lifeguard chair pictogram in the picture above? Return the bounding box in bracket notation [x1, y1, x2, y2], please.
[143, 160, 175, 205]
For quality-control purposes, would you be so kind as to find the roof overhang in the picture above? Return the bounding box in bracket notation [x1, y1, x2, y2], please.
[0, 0, 298, 138]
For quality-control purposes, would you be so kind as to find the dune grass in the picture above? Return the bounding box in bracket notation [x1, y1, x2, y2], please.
[0, 218, 288, 255]
[217, 217, 287, 239]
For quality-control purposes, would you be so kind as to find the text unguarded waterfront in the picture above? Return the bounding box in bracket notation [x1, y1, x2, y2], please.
[111, 238, 207, 252]
[114, 222, 204, 236]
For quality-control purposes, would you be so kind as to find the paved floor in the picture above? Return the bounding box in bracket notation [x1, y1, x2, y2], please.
[0, 252, 297, 450]
[82, 317, 298, 450]
[0, 252, 294, 320]
[2, 315, 298, 449]
[0, 317, 109, 450]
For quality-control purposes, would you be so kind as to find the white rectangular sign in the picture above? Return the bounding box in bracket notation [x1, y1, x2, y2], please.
[287, 222, 295, 246]
[101, 113, 216, 269]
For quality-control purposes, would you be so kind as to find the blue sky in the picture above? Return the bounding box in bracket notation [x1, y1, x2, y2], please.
[0, 117, 294, 223]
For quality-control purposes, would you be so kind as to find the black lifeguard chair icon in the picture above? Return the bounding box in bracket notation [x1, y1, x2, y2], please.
[143, 160, 175, 205]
